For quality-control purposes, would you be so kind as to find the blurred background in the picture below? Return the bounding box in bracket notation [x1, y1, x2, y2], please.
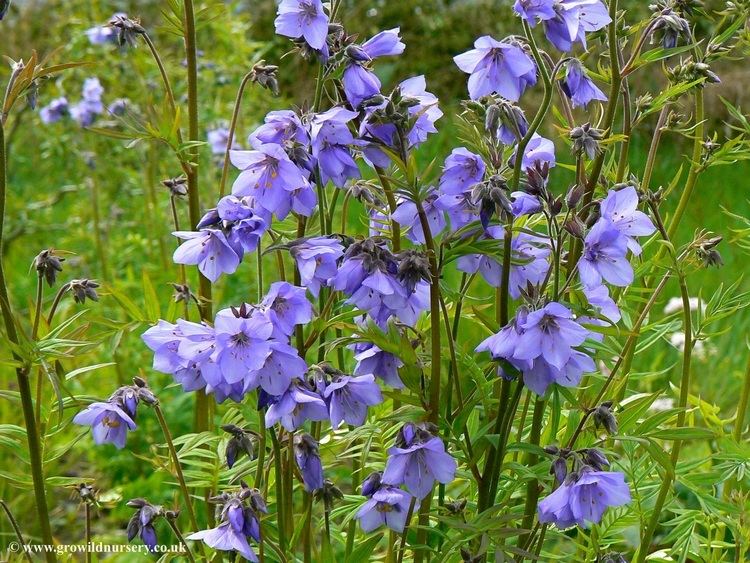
[1, 0, 749, 556]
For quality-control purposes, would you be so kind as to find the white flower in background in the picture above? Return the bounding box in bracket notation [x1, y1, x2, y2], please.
[669, 332, 715, 360]
[663, 297, 705, 315]
[650, 397, 675, 412]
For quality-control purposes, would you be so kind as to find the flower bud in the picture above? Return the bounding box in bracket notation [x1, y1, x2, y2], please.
[109, 14, 146, 48]
[162, 176, 188, 197]
[250, 60, 280, 96]
[593, 401, 618, 434]
[34, 249, 65, 287]
[584, 448, 610, 471]
[68, 279, 100, 304]
[361, 471, 383, 497]
[551, 457, 568, 484]
[570, 123, 603, 160]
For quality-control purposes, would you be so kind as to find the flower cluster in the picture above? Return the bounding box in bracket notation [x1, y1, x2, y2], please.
[357, 423, 456, 533]
[39, 77, 106, 126]
[188, 485, 268, 562]
[73, 379, 155, 448]
[142, 282, 311, 403]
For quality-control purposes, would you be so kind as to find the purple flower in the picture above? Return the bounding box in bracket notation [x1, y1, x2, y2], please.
[352, 341, 404, 388]
[324, 374, 383, 428]
[562, 59, 607, 108]
[543, 0, 611, 52]
[343, 63, 382, 109]
[73, 401, 136, 448]
[310, 107, 361, 187]
[599, 186, 655, 255]
[230, 143, 312, 219]
[456, 228, 550, 297]
[260, 282, 313, 336]
[538, 469, 631, 529]
[360, 76, 442, 167]
[391, 191, 446, 245]
[362, 28, 406, 59]
[39, 97, 69, 124]
[208, 127, 238, 155]
[294, 433, 324, 491]
[511, 191, 542, 216]
[173, 229, 241, 282]
[476, 307, 536, 381]
[382, 424, 457, 499]
[514, 133, 556, 171]
[126, 500, 160, 552]
[265, 379, 328, 431]
[583, 284, 621, 323]
[579, 219, 633, 288]
[274, 0, 329, 50]
[187, 494, 262, 562]
[188, 523, 258, 562]
[85, 25, 116, 45]
[357, 484, 414, 533]
[435, 192, 479, 231]
[249, 110, 309, 148]
[513, 0, 556, 24]
[290, 236, 345, 297]
[217, 195, 254, 222]
[513, 302, 590, 370]
[454, 36, 536, 101]
[439, 148, 486, 195]
[523, 350, 595, 396]
[213, 308, 274, 388]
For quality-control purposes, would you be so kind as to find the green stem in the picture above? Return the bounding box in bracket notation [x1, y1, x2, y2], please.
[219, 72, 253, 198]
[518, 399, 545, 549]
[0, 116, 56, 563]
[0, 500, 33, 563]
[376, 166, 401, 252]
[269, 428, 287, 552]
[166, 518, 196, 563]
[183, 0, 213, 437]
[85, 503, 92, 563]
[153, 404, 200, 533]
[32, 272, 43, 339]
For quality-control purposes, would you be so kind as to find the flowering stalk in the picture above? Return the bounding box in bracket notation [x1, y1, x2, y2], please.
[84, 503, 91, 563]
[182, 0, 213, 436]
[152, 403, 200, 533]
[164, 516, 196, 563]
[219, 71, 253, 198]
[0, 118, 56, 563]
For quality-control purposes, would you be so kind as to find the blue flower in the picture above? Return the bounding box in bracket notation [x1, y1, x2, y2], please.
[439, 148, 486, 195]
[599, 186, 656, 255]
[290, 236, 345, 297]
[454, 36, 536, 101]
[562, 59, 607, 108]
[73, 401, 136, 449]
[310, 107, 361, 187]
[352, 341, 405, 389]
[323, 374, 383, 428]
[274, 0, 329, 50]
[356, 484, 414, 533]
[264, 379, 328, 431]
[294, 433, 324, 492]
[579, 219, 633, 288]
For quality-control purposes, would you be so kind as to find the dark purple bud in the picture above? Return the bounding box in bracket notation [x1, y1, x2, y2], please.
[584, 448, 610, 471]
[197, 208, 221, 229]
[552, 457, 568, 484]
[314, 479, 344, 509]
[361, 471, 383, 497]
[598, 552, 628, 563]
[566, 184, 585, 208]
[248, 489, 268, 514]
[445, 498, 467, 514]
[593, 401, 618, 434]
[563, 216, 586, 239]
[162, 176, 188, 197]
[0, 0, 10, 20]
[140, 524, 158, 551]
[126, 513, 140, 542]
[570, 123, 603, 160]
[543, 445, 559, 455]
[346, 45, 371, 62]
[250, 60, 280, 96]
[396, 250, 431, 294]
[33, 249, 65, 287]
[109, 14, 146, 48]
[68, 279, 100, 304]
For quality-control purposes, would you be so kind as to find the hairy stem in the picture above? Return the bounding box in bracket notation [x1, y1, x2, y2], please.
[219, 71, 253, 198]
[0, 500, 33, 563]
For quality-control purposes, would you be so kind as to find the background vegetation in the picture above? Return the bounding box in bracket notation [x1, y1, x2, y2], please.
[1, 0, 750, 560]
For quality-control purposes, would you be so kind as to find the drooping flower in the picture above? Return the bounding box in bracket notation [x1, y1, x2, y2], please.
[208, 127, 238, 155]
[362, 28, 406, 59]
[260, 282, 313, 337]
[561, 58, 607, 108]
[356, 484, 414, 533]
[511, 191, 542, 216]
[39, 97, 69, 124]
[294, 433, 324, 492]
[382, 423, 457, 499]
[523, 350, 596, 396]
[173, 229, 241, 283]
[352, 341, 405, 388]
[513, 302, 590, 370]
[126, 500, 160, 552]
[439, 148, 486, 195]
[274, 0, 329, 50]
[343, 64, 383, 110]
[579, 219, 633, 288]
[187, 490, 264, 562]
[543, 0, 611, 52]
[434, 191, 480, 231]
[476, 306, 531, 373]
[513, 133, 556, 171]
[538, 469, 631, 529]
[230, 143, 312, 219]
[599, 186, 656, 255]
[324, 373, 383, 428]
[73, 401, 136, 448]
[249, 110, 309, 149]
[583, 284, 621, 323]
[391, 190, 447, 245]
[289, 236, 345, 297]
[454, 36, 536, 101]
[264, 379, 328, 430]
[310, 107, 361, 187]
[513, 0, 557, 25]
